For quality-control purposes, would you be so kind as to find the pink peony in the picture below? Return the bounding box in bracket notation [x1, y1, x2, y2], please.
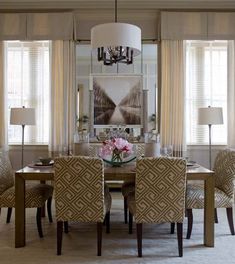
[99, 138, 133, 158]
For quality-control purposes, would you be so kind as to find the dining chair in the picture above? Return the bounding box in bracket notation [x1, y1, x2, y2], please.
[186, 149, 235, 239]
[0, 152, 53, 238]
[127, 157, 187, 257]
[54, 156, 112, 256]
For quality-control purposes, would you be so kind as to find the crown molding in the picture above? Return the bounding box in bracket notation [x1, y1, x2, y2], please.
[0, 0, 235, 10]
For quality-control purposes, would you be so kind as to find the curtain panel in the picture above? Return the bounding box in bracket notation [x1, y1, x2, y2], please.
[0, 42, 7, 150]
[160, 40, 186, 156]
[49, 40, 76, 155]
[227, 41, 235, 148]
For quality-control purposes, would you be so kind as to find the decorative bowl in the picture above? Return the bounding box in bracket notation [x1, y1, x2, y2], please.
[39, 158, 52, 165]
[102, 154, 136, 167]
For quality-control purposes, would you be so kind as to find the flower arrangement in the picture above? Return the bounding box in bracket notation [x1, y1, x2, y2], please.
[99, 138, 133, 163]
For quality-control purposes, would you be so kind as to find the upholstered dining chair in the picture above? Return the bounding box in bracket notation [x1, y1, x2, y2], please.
[186, 149, 235, 239]
[0, 152, 53, 238]
[54, 156, 112, 256]
[127, 157, 187, 257]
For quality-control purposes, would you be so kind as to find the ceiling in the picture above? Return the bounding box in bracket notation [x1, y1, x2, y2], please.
[0, 0, 235, 10]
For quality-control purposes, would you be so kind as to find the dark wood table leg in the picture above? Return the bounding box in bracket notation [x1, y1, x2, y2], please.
[204, 174, 215, 247]
[15, 173, 26, 247]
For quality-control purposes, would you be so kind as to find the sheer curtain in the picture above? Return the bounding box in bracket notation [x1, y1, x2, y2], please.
[0, 41, 7, 150]
[49, 40, 76, 155]
[160, 40, 186, 156]
[228, 40, 235, 148]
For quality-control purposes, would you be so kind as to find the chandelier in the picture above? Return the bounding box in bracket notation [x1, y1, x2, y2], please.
[91, 0, 141, 66]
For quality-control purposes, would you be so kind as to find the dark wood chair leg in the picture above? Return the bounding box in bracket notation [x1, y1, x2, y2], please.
[6, 208, 12, 223]
[97, 222, 103, 256]
[57, 221, 63, 255]
[64, 221, 69, 234]
[47, 196, 53, 223]
[105, 211, 110, 234]
[177, 222, 183, 257]
[170, 223, 175, 234]
[124, 197, 128, 224]
[137, 223, 142, 257]
[186, 209, 193, 239]
[129, 211, 133, 234]
[36, 207, 43, 238]
[226, 207, 235, 235]
[215, 208, 218, 223]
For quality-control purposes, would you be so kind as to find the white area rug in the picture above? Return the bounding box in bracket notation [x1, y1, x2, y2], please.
[0, 192, 235, 264]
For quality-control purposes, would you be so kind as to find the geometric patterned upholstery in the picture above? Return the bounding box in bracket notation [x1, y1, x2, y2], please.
[0, 152, 53, 209]
[186, 149, 235, 209]
[0, 153, 14, 195]
[54, 156, 111, 222]
[128, 157, 187, 223]
[0, 184, 53, 208]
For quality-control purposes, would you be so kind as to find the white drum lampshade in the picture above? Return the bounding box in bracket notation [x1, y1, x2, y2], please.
[91, 22, 141, 56]
[10, 107, 36, 126]
[198, 107, 223, 125]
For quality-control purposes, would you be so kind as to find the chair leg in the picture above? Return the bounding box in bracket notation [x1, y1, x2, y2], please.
[64, 221, 69, 234]
[170, 223, 175, 234]
[214, 208, 218, 223]
[36, 208, 43, 238]
[124, 197, 128, 224]
[226, 207, 235, 235]
[57, 221, 63, 255]
[47, 196, 53, 223]
[129, 211, 133, 234]
[177, 223, 183, 257]
[186, 209, 193, 239]
[137, 223, 142, 257]
[105, 211, 110, 234]
[6, 208, 12, 223]
[97, 222, 102, 256]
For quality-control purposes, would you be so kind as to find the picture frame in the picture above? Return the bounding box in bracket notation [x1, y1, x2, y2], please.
[90, 74, 143, 128]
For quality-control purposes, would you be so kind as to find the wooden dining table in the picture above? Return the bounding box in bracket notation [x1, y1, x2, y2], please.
[14, 163, 214, 248]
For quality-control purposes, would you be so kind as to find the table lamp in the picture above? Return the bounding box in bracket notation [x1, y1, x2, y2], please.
[10, 106, 36, 169]
[198, 106, 223, 170]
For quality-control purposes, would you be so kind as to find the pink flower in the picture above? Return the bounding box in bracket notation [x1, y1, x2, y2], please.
[99, 138, 133, 158]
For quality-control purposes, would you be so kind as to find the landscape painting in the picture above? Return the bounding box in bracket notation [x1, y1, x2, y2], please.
[93, 75, 142, 127]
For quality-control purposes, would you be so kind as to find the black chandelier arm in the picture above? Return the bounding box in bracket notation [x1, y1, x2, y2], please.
[96, 45, 134, 65]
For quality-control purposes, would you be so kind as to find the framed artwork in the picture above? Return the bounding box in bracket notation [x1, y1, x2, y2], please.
[91, 75, 143, 128]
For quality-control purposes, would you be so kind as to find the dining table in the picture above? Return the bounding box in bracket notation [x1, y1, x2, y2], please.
[14, 162, 214, 248]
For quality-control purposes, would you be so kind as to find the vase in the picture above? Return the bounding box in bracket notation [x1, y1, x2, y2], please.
[111, 150, 123, 166]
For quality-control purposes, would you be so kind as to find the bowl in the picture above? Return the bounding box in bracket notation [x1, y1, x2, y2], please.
[39, 158, 52, 165]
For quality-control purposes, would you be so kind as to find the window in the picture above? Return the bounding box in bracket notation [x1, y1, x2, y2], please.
[186, 40, 227, 145]
[5, 41, 50, 144]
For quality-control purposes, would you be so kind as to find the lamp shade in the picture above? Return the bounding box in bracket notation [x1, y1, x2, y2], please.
[91, 22, 141, 56]
[10, 107, 36, 125]
[198, 107, 223, 125]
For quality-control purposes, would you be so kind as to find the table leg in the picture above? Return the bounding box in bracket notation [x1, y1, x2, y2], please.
[15, 173, 26, 248]
[204, 174, 215, 247]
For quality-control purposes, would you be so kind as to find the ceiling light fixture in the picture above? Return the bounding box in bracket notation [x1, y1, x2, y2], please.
[91, 0, 141, 66]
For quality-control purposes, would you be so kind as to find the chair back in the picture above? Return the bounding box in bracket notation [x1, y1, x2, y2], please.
[0, 152, 14, 195]
[214, 149, 235, 198]
[135, 157, 186, 223]
[54, 156, 105, 222]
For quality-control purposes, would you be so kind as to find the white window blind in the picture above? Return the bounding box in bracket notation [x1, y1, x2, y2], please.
[186, 40, 227, 145]
[5, 41, 50, 144]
